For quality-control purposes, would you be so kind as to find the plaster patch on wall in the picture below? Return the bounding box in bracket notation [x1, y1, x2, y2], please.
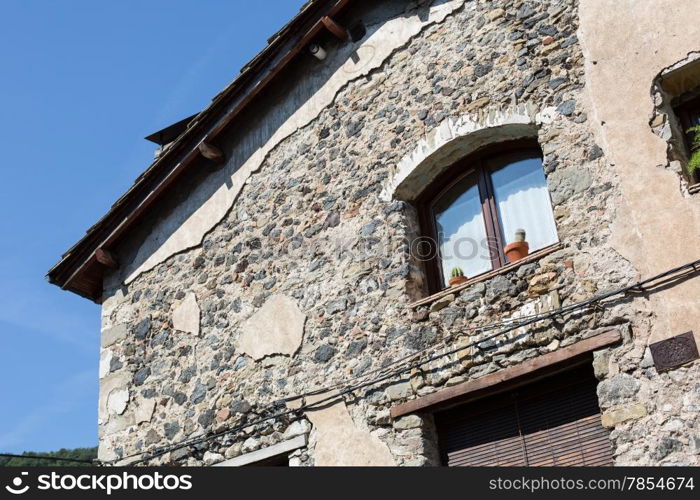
[238, 294, 306, 360]
[101, 287, 127, 330]
[381, 104, 540, 201]
[99, 372, 131, 424]
[101, 414, 135, 437]
[99, 349, 113, 379]
[304, 392, 396, 466]
[172, 292, 200, 336]
[124, 0, 466, 283]
[578, 0, 700, 343]
[107, 389, 129, 415]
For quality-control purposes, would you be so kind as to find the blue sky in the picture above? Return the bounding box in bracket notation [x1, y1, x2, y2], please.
[0, 0, 305, 453]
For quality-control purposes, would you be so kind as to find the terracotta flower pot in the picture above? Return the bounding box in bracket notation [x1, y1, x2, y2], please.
[504, 241, 529, 263]
[449, 275, 469, 287]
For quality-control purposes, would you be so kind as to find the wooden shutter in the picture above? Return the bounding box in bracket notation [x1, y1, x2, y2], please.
[435, 365, 613, 466]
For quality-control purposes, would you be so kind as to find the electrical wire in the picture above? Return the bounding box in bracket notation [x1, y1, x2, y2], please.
[114, 258, 700, 466]
[0, 453, 96, 465]
[119, 257, 700, 465]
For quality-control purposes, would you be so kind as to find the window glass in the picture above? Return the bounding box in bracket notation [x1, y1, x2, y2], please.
[433, 172, 492, 285]
[490, 156, 558, 251]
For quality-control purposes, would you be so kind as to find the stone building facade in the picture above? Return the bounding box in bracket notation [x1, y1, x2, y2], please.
[50, 0, 700, 466]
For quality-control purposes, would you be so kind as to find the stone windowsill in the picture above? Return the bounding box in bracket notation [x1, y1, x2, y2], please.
[408, 242, 564, 309]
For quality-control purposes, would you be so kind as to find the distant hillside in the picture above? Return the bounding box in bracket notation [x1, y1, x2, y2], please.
[0, 447, 97, 467]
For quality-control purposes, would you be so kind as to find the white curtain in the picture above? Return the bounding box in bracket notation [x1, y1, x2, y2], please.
[491, 157, 558, 250]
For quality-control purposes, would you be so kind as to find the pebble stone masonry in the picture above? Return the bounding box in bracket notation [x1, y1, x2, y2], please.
[87, 0, 700, 466]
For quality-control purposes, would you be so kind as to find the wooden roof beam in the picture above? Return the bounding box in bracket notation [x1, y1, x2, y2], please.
[95, 248, 119, 270]
[198, 142, 226, 164]
[321, 16, 350, 41]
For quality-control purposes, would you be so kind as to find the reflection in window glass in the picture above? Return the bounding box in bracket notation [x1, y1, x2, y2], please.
[434, 173, 492, 285]
[490, 156, 559, 251]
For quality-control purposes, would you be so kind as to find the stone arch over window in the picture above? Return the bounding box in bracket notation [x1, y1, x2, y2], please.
[383, 107, 559, 294]
[381, 105, 554, 202]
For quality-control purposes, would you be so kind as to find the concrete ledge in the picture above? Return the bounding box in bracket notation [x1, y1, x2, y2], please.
[408, 242, 563, 309]
[212, 435, 307, 467]
[390, 329, 622, 418]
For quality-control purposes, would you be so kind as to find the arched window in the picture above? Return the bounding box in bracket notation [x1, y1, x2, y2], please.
[416, 141, 558, 292]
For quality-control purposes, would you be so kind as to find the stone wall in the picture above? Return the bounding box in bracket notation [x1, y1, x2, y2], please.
[96, 0, 699, 466]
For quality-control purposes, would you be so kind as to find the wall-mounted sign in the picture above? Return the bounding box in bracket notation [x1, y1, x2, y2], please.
[649, 331, 699, 372]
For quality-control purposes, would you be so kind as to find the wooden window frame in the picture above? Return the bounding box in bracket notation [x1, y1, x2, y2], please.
[415, 139, 552, 294]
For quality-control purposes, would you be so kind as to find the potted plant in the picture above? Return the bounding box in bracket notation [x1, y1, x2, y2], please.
[449, 267, 468, 287]
[687, 125, 700, 184]
[503, 228, 529, 263]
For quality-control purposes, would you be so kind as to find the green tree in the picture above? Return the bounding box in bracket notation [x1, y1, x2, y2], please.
[0, 447, 97, 467]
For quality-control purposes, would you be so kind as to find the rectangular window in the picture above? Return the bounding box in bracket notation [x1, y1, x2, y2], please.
[434, 364, 613, 467]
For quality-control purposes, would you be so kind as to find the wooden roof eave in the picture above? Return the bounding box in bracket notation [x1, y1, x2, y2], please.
[47, 0, 354, 302]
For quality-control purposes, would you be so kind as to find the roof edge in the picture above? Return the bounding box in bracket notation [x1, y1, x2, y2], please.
[48, 0, 353, 302]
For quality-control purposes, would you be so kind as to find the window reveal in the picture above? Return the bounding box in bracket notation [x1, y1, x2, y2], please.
[674, 94, 700, 183]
